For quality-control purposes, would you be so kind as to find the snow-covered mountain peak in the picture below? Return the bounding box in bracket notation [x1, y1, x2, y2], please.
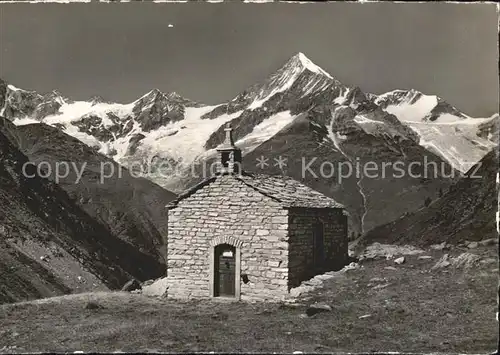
[165, 91, 203, 107]
[278, 52, 339, 85]
[240, 53, 342, 110]
[132, 88, 200, 109]
[374, 88, 468, 123]
[7, 84, 24, 92]
[137, 88, 163, 101]
[46, 90, 68, 105]
[375, 88, 429, 107]
[89, 95, 110, 105]
[292, 52, 334, 79]
[166, 91, 181, 99]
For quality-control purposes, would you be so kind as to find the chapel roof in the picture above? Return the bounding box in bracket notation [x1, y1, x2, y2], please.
[166, 171, 344, 209]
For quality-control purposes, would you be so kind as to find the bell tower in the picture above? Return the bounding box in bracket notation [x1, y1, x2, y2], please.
[216, 123, 242, 174]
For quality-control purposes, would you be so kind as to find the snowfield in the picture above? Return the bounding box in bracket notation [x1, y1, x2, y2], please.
[123, 106, 242, 166]
[374, 89, 497, 172]
[380, 92, 441, 122]
[410, 118, 497, 172]
[235, 111, 300, 154]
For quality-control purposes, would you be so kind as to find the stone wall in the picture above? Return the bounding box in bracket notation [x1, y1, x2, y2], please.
[166, 174, 290, 301]
[287, 208, 348, 288]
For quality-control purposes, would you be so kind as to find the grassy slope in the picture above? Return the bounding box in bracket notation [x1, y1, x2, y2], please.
[0, 123, 170, 304]
[0, 240, 71, 304]
[0, 244, 497, 353]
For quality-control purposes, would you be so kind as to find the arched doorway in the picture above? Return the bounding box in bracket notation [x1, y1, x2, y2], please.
[209, 236, 242, 299]
[214, 244, 236, 297]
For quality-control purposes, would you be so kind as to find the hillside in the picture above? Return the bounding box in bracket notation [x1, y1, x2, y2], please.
[0, 131, 155, 304]
[0, 122, 174, 304]
[0, 118, 176, 266]
[0, 241, 496, 353]
[362, 149, 498, 247]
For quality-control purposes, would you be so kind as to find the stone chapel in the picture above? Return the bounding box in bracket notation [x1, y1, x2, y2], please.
[165, 123, 348, 301]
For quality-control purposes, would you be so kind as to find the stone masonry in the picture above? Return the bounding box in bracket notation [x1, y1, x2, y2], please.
[167, 174, 290, 301]
[288, 208, 348, 288]
[166, 173, 348, 301]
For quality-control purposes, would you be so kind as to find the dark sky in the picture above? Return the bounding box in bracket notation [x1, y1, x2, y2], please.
[0, 2, 498, 116]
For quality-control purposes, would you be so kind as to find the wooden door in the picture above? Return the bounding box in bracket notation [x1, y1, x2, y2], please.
[214, 244, 236, 297]
[313, 222, 325, 269]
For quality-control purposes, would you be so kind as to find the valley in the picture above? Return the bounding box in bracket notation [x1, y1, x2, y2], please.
[0, 52, 497, 322]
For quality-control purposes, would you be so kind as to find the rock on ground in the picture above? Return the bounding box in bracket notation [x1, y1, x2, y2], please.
[305, 303, 332, 317]
[418, 255, 433, 260]
[478, 238, 498, 246]
[141, 280, 155, 287]
[394, 257, 405, 265]
[288, 262, 360, 298]
[461, 238, 498, 248]
[467, 242, 479, 249]
[432, 254, 451, 269]
[480, 258, 497, 265]
[451, 253, 482, 268]
[84, 301, 104, 310]
[121, 279, 141, 292]
[432, 253, 482, 270]
[141, 277, 168, 297]
[358, 243, 424, 261]
[430, 242, 449, 251]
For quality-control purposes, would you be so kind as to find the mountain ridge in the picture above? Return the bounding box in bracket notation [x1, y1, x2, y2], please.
[1, 52, 496, 234]
[1, 53, 496, 118]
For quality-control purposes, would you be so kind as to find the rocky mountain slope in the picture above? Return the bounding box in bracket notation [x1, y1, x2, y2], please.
[191, 104, 457, 235]
[0, 126, 172, 304]
[1, 53, 496, 234]
[0, 117, 177, 268]
[362, 148, 498, 247]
